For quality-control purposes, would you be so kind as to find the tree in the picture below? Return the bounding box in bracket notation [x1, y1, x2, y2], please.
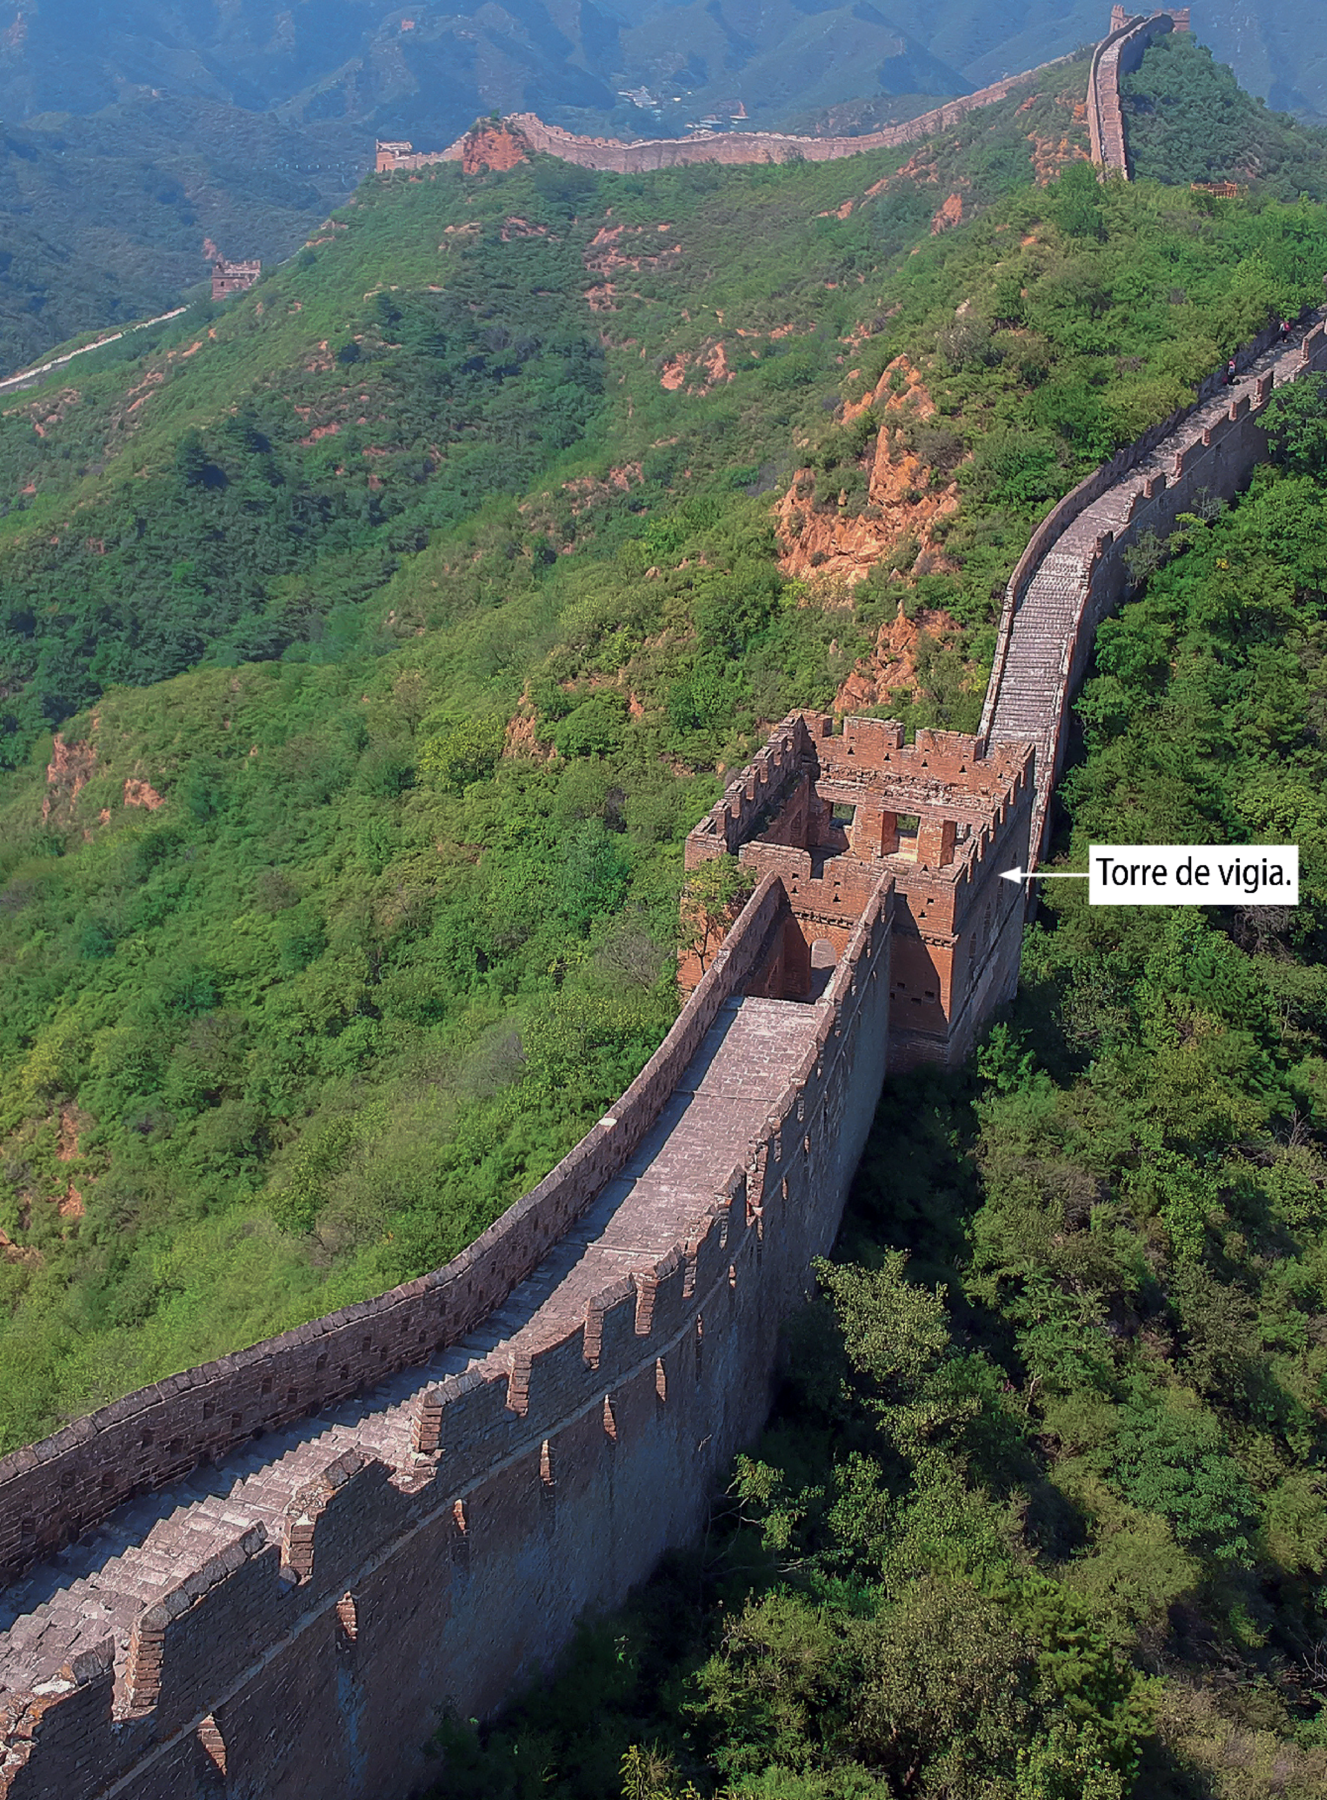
[680, 856, 757, 975]
[1262, 373, 1327, 478]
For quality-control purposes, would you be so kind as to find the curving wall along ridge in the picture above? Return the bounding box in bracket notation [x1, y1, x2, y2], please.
[372, 54, 1072, 179]
[982, 303, 1327, 856]
[1088, 12, 1181, 175]
[6, 16, 1326, 1797]
[0, 860, 894, 1798]
[0, 874, 789, 1586]
[448, 73, 1068, 173]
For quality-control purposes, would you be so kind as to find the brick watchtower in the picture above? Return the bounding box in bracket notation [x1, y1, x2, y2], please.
[682, 713, 1035, 1069]
[211, 257, 261, 301]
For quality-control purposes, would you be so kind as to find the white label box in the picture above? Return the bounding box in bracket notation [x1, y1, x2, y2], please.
[1088, 844, 1299, 906]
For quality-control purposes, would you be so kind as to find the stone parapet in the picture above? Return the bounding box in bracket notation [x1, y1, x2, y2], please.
[1087, 11, 1182, 178]
[0, 879, 893, 1799]
[0, 877, 788, 1585]
[373, 53, 1074, 182]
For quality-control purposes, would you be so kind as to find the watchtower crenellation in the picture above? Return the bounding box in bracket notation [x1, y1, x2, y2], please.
[210, 258, 260, 302]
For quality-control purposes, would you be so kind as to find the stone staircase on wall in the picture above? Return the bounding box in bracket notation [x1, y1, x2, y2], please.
[983, 310, 1327, 857]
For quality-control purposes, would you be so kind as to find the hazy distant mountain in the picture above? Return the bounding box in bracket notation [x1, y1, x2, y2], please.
[0, 0, 1318, 145]
[0, 0, 1320, 373]
[0, 99, 361, 371]
[0, 0, 970, 146]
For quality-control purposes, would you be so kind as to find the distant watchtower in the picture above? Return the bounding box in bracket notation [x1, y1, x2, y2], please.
[376, 139, 415, 171]
[211, 257, 261, 301]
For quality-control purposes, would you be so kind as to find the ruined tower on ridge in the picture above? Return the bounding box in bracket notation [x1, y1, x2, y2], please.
[210, 257, 261, 302]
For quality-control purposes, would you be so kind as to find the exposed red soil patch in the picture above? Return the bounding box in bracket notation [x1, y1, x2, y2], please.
[124, 777, 164, 810]
[584, 223, 681, 277]
[584, 283, 646, 312]
[501, 216, 554, 241]
[0, 1226, 37, 1266]
[658, 341, 733, 394]
[55, 1183, 84, 1219]
[1030, 130, 1090, 184]
[931, 192, 963, 234]
[778, 356, 961, 585]
[563, 462, 642, 513]
[42, 732, 96, 824]
[55, 1103, 88, 1163]
[835, 601, 964, 711]
[9, 385, 80, 439]
[505, 690, 556, 761]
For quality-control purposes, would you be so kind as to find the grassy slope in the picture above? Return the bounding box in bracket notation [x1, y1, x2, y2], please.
[3, 54, 1327, 1450]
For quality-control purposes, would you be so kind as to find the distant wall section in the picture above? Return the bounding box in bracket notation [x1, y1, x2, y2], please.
[374, 54, 1074, 181]
[1088, 10, 1188, 176]
[210, 259, 260, 301]
[982, 309, 1327, 858]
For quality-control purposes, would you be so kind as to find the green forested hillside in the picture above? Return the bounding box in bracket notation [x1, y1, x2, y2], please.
[415, 337, 1327, 1800]
[0, 100, 365, 378]
[1122, 34, 1327, 197]
[4, 58, 1327, 1452]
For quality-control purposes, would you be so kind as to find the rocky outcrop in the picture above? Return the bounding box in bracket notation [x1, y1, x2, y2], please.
[777, 358, 960, 585]
[460, 120, 531, 174]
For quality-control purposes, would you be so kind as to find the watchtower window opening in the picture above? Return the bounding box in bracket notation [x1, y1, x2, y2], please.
[830, 802, 855, 827]
[892, 813, 920, 861]
[808, 936, 838, 999]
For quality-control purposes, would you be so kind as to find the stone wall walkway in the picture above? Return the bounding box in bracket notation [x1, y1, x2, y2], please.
[984, 320, 1320, 857]
[0, 997, 820, 1711]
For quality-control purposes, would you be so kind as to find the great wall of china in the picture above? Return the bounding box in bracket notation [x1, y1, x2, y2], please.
[4, 15, 1325, 1798]
[986, 303, 1327, 858]
[376, 66, 1071, 177]
[375, 7, 1184, 180]
[1088, 7, 1189, 175]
